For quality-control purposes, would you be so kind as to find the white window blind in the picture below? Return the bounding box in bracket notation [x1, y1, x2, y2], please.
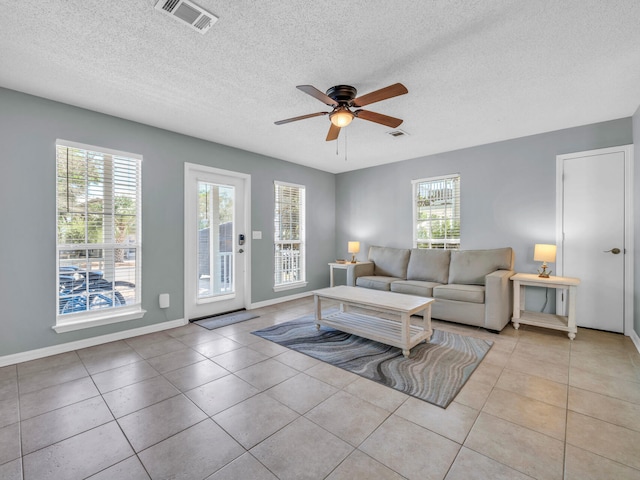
[413, 174, 460, 249]
[56, 140, 142, 326]
[274, 181, 306, 289]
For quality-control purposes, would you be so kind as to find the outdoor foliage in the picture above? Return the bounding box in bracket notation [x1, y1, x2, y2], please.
[57, 147, 139, 261]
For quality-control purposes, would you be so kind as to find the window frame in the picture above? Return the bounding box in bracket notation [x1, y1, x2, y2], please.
[273, 180, 307, 292]
[54, 140, 145, 333]
[412, 173, 461, 250]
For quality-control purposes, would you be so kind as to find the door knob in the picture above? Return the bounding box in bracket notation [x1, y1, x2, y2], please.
[238, 248, 244, 254]
[604, 248, 621, 254]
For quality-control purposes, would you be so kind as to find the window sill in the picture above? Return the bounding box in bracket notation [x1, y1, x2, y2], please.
[53, 307, 146, 333]
[273, 281, 308, 293]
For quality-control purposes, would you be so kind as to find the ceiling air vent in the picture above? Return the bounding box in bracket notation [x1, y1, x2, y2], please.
[387, 129, 409, 138]
[155, 0, 218, 34]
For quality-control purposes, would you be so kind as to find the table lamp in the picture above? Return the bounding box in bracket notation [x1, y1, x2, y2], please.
[348, 241, 360, 263]
[534, 244, 556, 278]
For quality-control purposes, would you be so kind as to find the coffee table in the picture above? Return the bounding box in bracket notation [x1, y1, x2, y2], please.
[313, 286, 434, 357]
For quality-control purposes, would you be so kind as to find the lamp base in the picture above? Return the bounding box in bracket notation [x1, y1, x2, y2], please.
[537, 263, 552, 278]
[350, 255, 357, 263]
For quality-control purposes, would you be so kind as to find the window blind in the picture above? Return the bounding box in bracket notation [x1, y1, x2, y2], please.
[413, 174, 460, 249]
[274, 181, 306, 287]
[56, 141, 142, 321]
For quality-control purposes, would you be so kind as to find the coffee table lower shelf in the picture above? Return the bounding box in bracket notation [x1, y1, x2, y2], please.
[316, 310, 430, 356]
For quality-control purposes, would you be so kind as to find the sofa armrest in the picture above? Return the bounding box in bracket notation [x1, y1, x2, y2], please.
[484, 269, 514, 331]
[346, 262, 374, 286]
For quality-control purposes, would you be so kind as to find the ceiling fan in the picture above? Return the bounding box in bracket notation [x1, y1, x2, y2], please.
[274, 83, 408, 141]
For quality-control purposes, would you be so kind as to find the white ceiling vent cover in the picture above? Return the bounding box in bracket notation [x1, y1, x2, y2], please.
[387, 129, 409, 138]
[155, 0, 218, 34]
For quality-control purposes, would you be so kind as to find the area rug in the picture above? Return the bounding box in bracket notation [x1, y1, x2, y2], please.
[252, 314, 492, 408]
[193, 310, 259, 330]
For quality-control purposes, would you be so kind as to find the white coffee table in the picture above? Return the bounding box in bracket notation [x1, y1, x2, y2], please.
[313, 286, 434, 357]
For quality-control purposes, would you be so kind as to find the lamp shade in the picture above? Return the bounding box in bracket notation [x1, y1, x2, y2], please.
[534, 244, 556, 263]
[330, 108, 354, 127]
[347, 241, 360, 254]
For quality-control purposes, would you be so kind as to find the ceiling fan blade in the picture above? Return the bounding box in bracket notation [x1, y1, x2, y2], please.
[352, 83, 408, 107]
[297, 85, 339, 106]
[274, 111, 328, 125]
[354, 109, 403, 128]
[326, 123, 341, 141]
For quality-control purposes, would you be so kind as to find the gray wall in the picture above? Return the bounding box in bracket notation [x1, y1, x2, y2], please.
[335, 118, 633, 313]
[1, 84, 637, 359]
[0, 88, 335, 356]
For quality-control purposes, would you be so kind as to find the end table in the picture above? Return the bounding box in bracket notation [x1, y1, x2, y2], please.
[511, 273, 581, 340]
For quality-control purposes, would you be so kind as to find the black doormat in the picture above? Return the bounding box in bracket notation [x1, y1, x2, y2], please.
[192, 310, 259, 330]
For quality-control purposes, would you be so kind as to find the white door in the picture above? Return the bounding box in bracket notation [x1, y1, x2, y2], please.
[185, 163, 250, 320]
[557, 146, 633, 333]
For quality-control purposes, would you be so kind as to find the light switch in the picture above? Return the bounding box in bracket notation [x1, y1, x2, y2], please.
[252, 231, 262, 240]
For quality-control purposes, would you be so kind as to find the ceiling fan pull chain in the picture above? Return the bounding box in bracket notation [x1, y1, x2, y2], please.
[345, 129, 348, 162]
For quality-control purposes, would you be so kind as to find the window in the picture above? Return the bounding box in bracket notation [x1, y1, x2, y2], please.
[274, 181, 307, 291]
[413, 174, 460, 249]
[55, 140, 143, 332]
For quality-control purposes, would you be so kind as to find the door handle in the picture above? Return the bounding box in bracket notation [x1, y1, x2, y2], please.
[238, 248, 244, 254]
[604, 248, 621, 254]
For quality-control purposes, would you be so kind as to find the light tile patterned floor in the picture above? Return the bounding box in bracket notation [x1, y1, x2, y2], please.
[1, 297, 640, 479]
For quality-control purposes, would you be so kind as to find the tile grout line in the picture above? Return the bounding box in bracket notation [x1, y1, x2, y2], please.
[562, 336, 574, 480]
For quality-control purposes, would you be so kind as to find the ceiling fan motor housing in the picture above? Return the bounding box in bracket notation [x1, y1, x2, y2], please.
[326, 85, 357, 104]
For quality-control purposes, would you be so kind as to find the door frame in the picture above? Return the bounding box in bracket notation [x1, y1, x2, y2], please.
[184, 163, 251, 321]
[555, 145, 634, 335]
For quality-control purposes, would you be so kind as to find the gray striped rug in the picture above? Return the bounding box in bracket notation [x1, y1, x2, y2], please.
[252, 315, 493, 408]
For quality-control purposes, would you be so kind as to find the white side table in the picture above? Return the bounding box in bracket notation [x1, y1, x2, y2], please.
[328, 262, 354, 287]
[511, 273, 581, 340]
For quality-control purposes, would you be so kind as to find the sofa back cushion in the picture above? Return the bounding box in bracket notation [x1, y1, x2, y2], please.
[406, 249, 450, 284]
[368, 246, 411, 279]
[448, 247, 514, 285]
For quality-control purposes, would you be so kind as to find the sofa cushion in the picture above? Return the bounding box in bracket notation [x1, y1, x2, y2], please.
[368, 246, 411, 279]
[448, 247, 514, 285]
[390, 280, 441, 297]
[356, 276, 400, 291]
[406, 249, 451, 284]
[433, 284, 485, 304]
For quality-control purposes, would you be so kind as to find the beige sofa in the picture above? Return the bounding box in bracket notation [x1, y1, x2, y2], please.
[346, 246, 515, 332]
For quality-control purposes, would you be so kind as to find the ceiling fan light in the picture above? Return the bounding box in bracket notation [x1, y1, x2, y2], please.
[330, 109, 354, 127]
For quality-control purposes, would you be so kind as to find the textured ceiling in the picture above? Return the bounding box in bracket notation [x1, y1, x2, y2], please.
[1, 1, 640, 173]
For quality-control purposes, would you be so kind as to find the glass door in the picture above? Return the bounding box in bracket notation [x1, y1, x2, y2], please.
[185, 163, 248, 320]
[197, 182, 235, 299]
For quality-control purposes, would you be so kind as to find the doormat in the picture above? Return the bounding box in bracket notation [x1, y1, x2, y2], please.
[193, 310, 259, 330]
[252, 315, 492, 408]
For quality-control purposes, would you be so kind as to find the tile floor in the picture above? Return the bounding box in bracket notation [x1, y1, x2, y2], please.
[1, 297, 640, 479]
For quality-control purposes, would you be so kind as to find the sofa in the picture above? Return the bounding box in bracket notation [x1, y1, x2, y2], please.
[346, 246, 515, 332]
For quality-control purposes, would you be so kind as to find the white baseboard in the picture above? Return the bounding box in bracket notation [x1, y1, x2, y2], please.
[630, 328, 640, 354]
[0, 318, 187, 368]
[250, 291, 313, 310]
[2, 290, 316, 368]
